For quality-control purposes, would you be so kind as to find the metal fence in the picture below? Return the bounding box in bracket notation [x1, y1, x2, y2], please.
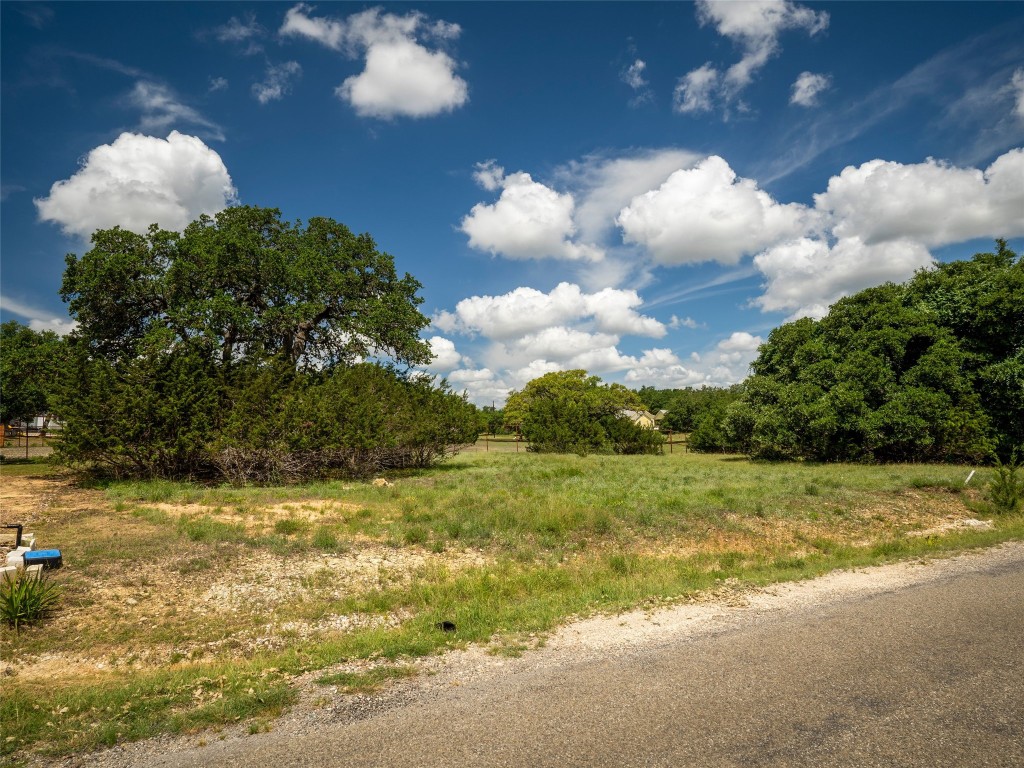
[0, 427, 58, 460]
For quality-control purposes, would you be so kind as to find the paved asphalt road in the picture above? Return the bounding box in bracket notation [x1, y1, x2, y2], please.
[142, 550, 1024, 768]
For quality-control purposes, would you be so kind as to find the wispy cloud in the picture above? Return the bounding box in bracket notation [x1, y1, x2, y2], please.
[1, 185, 27, 202]
[50, 48, 147, 78]
[127, 82, 225, 141]
[0, 295, 78, 335]
[252, 62, 301, 104]
[644, 266, 760, 309]
[621, 59, 653, 107]
[212, 13, 265, 55]
[29, 49, 225, 141]
[17, 5, 54, 30]
[758, 16, 1024, 183]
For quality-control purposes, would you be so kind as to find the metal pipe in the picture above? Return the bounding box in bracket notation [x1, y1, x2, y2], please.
[3, 523, 23, 548]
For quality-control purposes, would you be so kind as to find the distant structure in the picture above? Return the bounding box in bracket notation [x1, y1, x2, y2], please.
[619, 409, 664, 430]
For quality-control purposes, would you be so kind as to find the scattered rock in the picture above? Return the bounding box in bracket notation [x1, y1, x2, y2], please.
[909, 517, 994, 538]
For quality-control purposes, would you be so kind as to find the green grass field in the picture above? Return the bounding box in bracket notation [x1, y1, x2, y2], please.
[2, 450, 1020, 759]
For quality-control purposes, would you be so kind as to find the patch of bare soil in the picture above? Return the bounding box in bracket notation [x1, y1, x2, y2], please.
[146, 499, 367, 533]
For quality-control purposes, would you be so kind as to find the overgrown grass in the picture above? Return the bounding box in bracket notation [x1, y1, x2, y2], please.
[0, 456, 60, 477]
[97, 453, 985, 552]
[2, 451, 1019, 759]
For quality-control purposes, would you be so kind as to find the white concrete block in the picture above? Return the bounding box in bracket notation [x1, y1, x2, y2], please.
[25, 564, 43, 580]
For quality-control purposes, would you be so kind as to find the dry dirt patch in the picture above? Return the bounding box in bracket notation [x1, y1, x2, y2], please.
[145, 499, 367, 533]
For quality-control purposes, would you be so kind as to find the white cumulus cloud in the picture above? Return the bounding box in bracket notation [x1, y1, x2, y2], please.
[432, 280, 672, 400]
[748, 148, 1024, 320]
[623, 335, 762, 390]
[817, 149, 1024, 247]
[624, 348, 708, 389]
[698, 0, 828, 89]
[717, 331, 763, 352]
[505, 326, 621, 362]
[461, 168, 603, 262]
[281, 5, 467, 119]
[617, 155, 813, 265]
[445, 367, 512, 406]
[790, 71, 831, 107]
[35, 131, 237, 238]
[425, 335, 464, 372]
[564, 149, 702, 245]
[433, 282, 664, 341]
[752, 236, 933, 319]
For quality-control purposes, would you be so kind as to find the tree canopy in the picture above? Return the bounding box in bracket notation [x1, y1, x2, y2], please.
[61, 206, 431, 369]
[0, 321, 65, 427]
[702, 241, 1022, 463]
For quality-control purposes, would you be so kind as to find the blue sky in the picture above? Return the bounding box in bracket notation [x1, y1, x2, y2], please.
[2, 1, 1023, 405]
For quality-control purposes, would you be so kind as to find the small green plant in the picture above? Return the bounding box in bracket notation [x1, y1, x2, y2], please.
[403, 526, 428, 546]
[608, 553, 638, 575]
[273, 518, 306, 536]
[312, 527, 339, 550]
[988, 453, 1023, 514]
[1, 570, 62, 631]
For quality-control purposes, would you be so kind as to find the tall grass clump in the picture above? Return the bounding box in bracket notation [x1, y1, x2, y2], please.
[1, 571, 62, 631]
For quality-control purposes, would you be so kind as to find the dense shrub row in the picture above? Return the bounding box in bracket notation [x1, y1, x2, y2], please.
[55, 355, 478, 482]
[692, 242, 1023, 463]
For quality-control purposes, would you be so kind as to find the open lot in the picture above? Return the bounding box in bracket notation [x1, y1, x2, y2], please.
[2, 451, 1021, 761]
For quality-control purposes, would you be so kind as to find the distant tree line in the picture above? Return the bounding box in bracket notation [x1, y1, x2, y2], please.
[693, 241, 1023, 463]
[7, 231, 1018, 472]
[505, 370, 664, 455]
[12, 207, 478, 482]
[634, 384, 744, 451]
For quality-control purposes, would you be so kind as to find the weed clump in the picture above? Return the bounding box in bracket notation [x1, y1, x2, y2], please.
[987, 453, 1023, 514]
[1, 570, 62, 631]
